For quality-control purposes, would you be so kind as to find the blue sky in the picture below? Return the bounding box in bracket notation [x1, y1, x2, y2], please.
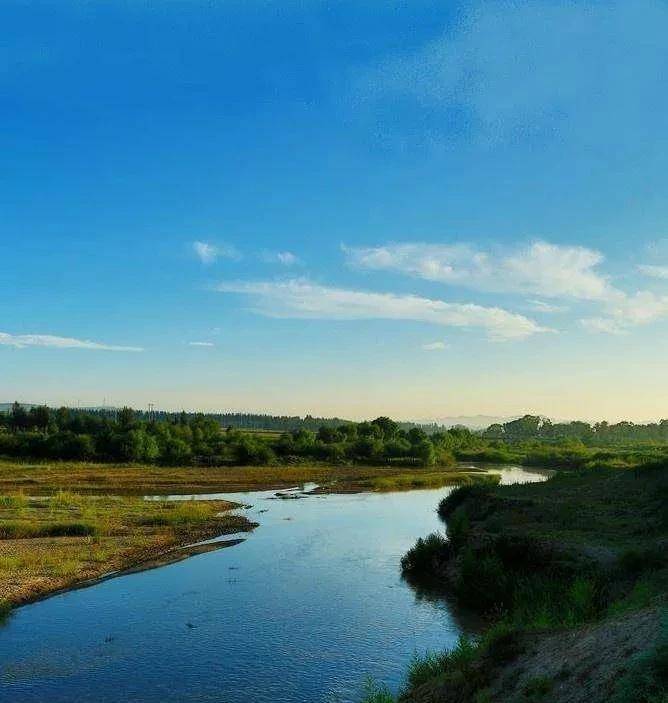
[2, 0, 668, 421]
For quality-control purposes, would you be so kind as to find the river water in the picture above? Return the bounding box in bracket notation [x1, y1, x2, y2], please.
[0, 465, 549, 703]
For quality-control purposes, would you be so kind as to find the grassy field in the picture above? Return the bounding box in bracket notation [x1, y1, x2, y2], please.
[0, 459, 477, 495]
[0, 491, 254, 610]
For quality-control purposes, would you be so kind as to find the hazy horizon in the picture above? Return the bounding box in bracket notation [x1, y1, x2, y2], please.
[3, 1, 668, 422]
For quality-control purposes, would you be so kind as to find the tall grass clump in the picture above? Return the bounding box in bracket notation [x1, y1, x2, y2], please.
[0, 521, 97, 539]
[405, 636, 477, 691]
[0, 494, 28, 511]
[400, 532, 448, 575]
[359, 679, 394, 703]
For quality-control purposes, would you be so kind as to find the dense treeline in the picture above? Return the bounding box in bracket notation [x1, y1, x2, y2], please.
[0, 403, 477, 467]
[3, 404, 668, 468]
[482, 414, 668, 444]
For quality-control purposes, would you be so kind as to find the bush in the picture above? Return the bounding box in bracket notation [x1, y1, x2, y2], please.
[438, 482, 495, 520]
[400, 532, 448, 574]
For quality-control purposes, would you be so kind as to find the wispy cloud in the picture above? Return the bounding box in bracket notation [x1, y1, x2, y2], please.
[345, 241, 619, 302]
[422, 341, 448, 351]
[0, 333, 143, 352]
[579, 318, 629, 336]
[354, 1, 667, 145]
[215, 278, 550, 341]
[527, 299, 568, 314]
[261, 250, 300, 266]
[188, 341, 215, 347]
[637, 264, 668, 280]
[579, 292, 668, 334]
[192, 241, 241, 264]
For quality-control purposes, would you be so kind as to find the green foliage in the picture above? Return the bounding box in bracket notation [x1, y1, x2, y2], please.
[0, 521, 97, 539]
[360, 679, 394, 703]
[400, 532, 448, 574]
[405, 636, 477, 691]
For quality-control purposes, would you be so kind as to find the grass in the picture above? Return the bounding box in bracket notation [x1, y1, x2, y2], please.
[382, 464, 668, 702]
[358, 470, 480, 492]
[0, 491, 254, 608]
[0, 459, 480, 496]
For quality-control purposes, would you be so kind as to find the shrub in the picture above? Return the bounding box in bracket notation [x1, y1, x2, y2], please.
[438, 482, 494, 520]
[400, 532, 448, 574]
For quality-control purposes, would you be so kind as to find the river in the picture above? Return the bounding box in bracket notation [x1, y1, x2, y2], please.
[0, 465, 549, 703]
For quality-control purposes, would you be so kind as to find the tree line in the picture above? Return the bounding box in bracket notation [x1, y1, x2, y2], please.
[0, 403, 478, 466]
[482, 414, 668, 444]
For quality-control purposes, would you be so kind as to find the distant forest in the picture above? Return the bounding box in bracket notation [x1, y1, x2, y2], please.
[0, 403, 470, 466]
[1, 403, 667, 467]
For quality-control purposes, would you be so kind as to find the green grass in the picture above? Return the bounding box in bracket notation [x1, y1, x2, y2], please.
[0, 520, 98, 539]
[379, 465, 668, 702]
[0, 490, 252, 606]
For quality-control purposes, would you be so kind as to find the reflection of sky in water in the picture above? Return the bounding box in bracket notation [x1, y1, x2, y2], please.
[0, 466, 547, 703]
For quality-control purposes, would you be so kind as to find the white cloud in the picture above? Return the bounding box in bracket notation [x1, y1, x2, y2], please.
[346, 241, 619, 302]
[580, 291, 668, 334]
[188, 341, 215, 347]
[637, 264, 668, 280]
[609, 291, 668, 325]
[579, 318, 629, 335]
[527, 299, 567, 313]
[262, 250, 300, 266]
[422, 341, 448, 351]
[192, 241, 240, 264]
[215, 278, 550, 341]
[0, 333, 143, 352]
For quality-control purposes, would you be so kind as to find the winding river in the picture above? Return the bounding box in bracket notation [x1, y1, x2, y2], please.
[0, 465, 549, 703]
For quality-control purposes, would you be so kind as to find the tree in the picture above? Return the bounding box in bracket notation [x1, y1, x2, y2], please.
[9, 402, 29, 432]
[29, 405, 51, 432]
[117, 406, 136, 429]
[371, 416, 398, 439]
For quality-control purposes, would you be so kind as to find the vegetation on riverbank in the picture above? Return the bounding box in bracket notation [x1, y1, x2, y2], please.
[368, 463, 668, 703]
[0, 459, 479, 496]
[0, 454, 494, 618]
[0, 491, 255, 611]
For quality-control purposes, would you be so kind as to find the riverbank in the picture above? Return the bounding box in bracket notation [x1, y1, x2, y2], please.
[0, 492, 256, 610]
[373, 465, 668, 703]
[0, 459, 491, 616]
[0, 459, 483, 495]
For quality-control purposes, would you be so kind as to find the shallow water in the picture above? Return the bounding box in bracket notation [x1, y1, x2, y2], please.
[0, 465, 547, 703]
